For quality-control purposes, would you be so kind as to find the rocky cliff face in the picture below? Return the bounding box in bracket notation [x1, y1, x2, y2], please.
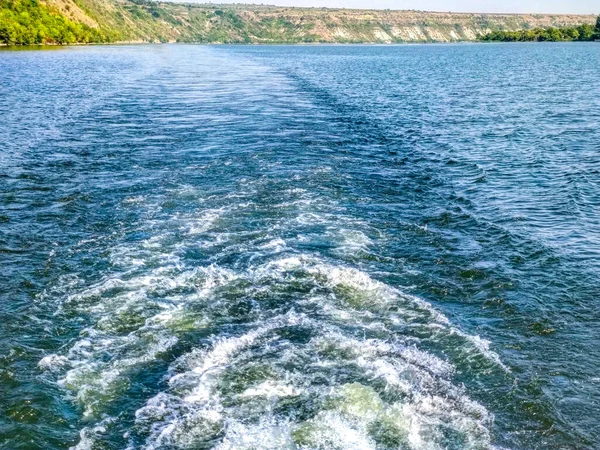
[51, 1, 598, 43]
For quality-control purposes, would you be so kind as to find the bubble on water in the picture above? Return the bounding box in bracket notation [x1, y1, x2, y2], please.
[38, 354, 70, 371]
[214, 418, 296, 450]
[69, 417, 116, 450]
[240, 379, 301, 400]
[179, 208, 224, 235]
[292, 410, 377, 450]
[259, 238, 287, 252]
[41, 204, 506, 450]
[40, 261, 239, 420]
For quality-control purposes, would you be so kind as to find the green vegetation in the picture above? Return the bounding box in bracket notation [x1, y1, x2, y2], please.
[0, 0, 598, 46]
[0, 0, 109, 45]
[482, 15, 600, 42]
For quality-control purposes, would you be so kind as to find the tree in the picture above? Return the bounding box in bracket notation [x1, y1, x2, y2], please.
[0, 0, 106, 45]
[481, 22, 599, 42]
[564, 27, 579, 41]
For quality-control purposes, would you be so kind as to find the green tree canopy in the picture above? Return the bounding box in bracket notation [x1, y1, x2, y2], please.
[481, 22, 599, 42]
[0, 0, 110, 45]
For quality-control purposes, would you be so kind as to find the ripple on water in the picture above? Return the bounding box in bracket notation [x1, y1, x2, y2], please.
[4, 43, 600, 450]
[41, 224, 506, 449]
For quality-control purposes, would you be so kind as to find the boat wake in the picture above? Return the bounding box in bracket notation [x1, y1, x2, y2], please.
[41, 218, 506, 449]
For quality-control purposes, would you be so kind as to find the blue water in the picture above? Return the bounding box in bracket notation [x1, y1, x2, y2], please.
[1, 43, 600, 450]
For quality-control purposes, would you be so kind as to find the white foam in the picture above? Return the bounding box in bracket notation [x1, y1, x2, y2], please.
[45, 206, 506, 450]
[181, 208, 223, 235]
[259, 238, 287, 252]
[213, 418, 296, 450]
[240, 380, 300, 399]
[134, 312, 312, 448]
[332, 228, 374, 254]
[47, 262, 240, 422]
[250, 256, 505, 373]
[69, 417, 115, 450]
[294, 410, 378, 450]
[38, 354, 70, 370]
[450, 328, 510, 373]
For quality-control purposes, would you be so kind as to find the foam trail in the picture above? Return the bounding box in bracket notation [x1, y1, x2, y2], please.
[38, 161, 507, 450]
[127, 257, 504, 450]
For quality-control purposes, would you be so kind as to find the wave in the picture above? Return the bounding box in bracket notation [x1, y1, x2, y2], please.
[31, 157, 510, 449]
[40, 242, 506, 449]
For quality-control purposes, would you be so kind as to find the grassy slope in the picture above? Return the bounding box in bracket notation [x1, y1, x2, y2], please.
[2, 0, 598, 44]
[0, 0, 110, 44]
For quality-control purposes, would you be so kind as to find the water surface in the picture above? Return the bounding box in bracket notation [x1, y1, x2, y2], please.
[1, 43, 600, 449]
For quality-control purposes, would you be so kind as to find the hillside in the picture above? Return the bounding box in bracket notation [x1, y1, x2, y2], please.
[1, 0, 598, 45]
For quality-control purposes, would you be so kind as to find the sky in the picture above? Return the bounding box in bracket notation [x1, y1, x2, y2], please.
[200, 0, 600, 14]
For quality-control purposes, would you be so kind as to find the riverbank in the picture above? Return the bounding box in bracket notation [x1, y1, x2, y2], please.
[1, 0, 597, 46]
[481, 17, 600, 41]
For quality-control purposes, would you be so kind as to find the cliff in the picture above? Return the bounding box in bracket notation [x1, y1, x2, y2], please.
[3, 0, 598, 45]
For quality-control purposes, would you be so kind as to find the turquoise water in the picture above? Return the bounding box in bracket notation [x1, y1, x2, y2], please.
[1, 43, 599, 449]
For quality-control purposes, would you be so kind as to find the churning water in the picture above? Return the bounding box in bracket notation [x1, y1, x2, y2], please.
[1, 43, 599, 450]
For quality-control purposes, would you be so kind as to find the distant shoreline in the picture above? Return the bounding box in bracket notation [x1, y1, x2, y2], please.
[2, 41, 599, 50]
[1, 0, 597, 47]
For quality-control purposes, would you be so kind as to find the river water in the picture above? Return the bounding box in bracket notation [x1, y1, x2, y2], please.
[1, 43, 599, 449]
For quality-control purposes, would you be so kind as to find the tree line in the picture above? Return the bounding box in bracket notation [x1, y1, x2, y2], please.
[0, 0, 112, 45]
[482, 16, 600, 42]
[2, 1, 600, 47]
